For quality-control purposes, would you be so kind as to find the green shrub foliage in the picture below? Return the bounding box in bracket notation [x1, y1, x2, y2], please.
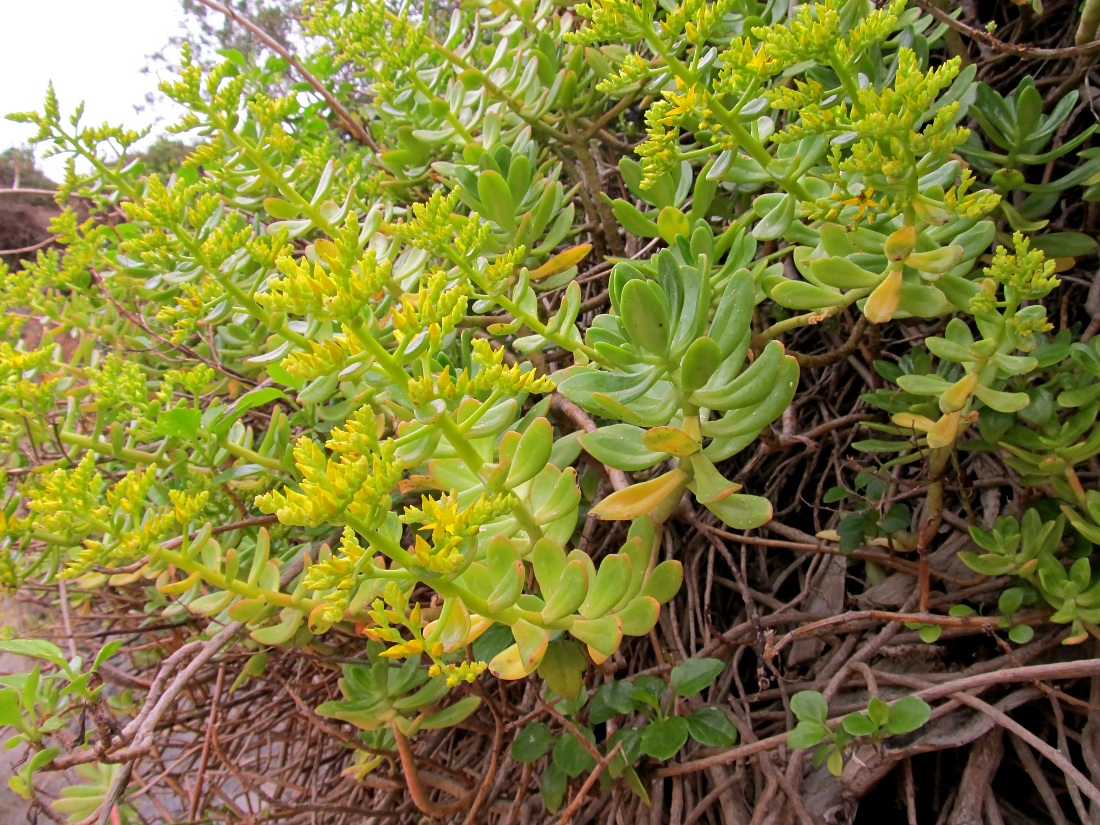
[3, 0, 1100, 816]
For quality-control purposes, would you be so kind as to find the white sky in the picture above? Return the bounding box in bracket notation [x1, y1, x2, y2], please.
[0, 1, 187, 180]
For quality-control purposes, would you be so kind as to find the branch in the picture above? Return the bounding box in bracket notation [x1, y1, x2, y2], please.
[0, 188, 65, 198]
[193, 0, 380, 152]
[790, 316, 869, 368]
[771, 609, 1048, 657]
[88, 268, 256, 386]
[911, 0, 1100, 59]
[551, 393, 631, 491]
[953, 690, 1100, 808]
[393, 728, 472, 818]
[655, 658, 1100, 778]
[0, 236, 58, 256]
[49, 551, 303, 772]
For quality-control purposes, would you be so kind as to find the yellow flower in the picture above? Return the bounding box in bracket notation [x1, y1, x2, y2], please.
[831, 187, 884, 222]
[378, 639, 424, 658]
[663, 84, 699, 121]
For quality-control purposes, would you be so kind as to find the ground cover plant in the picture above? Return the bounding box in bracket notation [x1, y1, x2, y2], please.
[3, 0, 1100, 821]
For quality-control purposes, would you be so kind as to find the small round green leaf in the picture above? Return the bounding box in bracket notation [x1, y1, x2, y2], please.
[639, 717, 690, 761]
[1008, 624, 1034, 644]
[670, 657, 725, 697]
[553, 731, 596, 778]
[841, 712, 878, 737]
[885, 696, 932, 735]
[540, 761, 567, 813]
[790, 690, 829, 723]
[918, 625, 942, 644]
[786, 720, 827, 750]
[687, 707, 738, 747]
[511, 723, 555, 763]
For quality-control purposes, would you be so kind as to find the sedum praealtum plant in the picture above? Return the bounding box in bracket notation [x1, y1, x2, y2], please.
[3, 0, 1100, 819]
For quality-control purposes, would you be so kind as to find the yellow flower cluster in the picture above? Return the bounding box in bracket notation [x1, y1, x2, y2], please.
[24, 453, 107, 537]
[634, 101, 680, 189]
[385, 190, 462, 253]
[64, 474, 210, 577]
[155, 279, 223, 345]
[428, 660, 488, 688]
[159, 365, 217, 401]
[282, 334, 364, 382]
[261, 245, 393, 323]
[483, 246, 527, 287]
[106, 466, 158, 516]
[406, 340, 554, 407]
[247, 93, 298, 131]
[326, 406, 383, 456]
[302, 527, 375, 625]
[661, 0, 740, 44]
[391, 271, 469, 347]
[89, 355, 147, 414]
[987, 233, 1059, 299]
[944, 171, 1001, 219]
[469, 338, 556, 396]
[401, 491, 518, 573]
[0, 551, 18, 595]
[255, 436, 401, 530]
[596, 53, 652, 95]
[567, 0, 656, 46]
[0, 260, 45, 339]
[365, 582, 419, 653]
[0, 343, 54, 385]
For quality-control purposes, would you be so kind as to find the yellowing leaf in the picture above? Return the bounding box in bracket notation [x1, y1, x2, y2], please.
[892, 412, 935, 432]
[864, 269, 903, 323]
[589, 469, 689, 522]
[489, 643, 538, 679]
[927, 411, 962, 448]
[529, 244, 592, 281]
[642, 426, 699, 456]
[884, 225, 916, 261]
[656, 206, 689, 243]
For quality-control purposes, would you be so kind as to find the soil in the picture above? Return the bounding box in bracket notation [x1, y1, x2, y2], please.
[0, 197, 58, 261]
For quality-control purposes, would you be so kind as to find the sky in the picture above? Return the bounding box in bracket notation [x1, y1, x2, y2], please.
[1, 1, 187, 180]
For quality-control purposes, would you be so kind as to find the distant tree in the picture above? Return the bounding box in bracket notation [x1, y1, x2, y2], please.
[145, 0, 302, 74]
[0, 147, 58, 261]
[132, 135, 194, 179]
[0, 146, 55, 192]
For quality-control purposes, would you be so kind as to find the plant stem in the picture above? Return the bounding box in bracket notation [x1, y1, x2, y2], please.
[1079, 0, 1100, 45]
[157, 545, 313, 611]
[643, 33, 814, 202]
[59, 431, 168, 468]
[196, 429, 287, 473]
[195, 0, 379, 150]
[753, 289, 872, 348]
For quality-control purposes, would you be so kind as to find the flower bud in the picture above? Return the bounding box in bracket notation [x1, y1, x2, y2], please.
[884, 225, 916, 262]
[991, 168, 1025, 190]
